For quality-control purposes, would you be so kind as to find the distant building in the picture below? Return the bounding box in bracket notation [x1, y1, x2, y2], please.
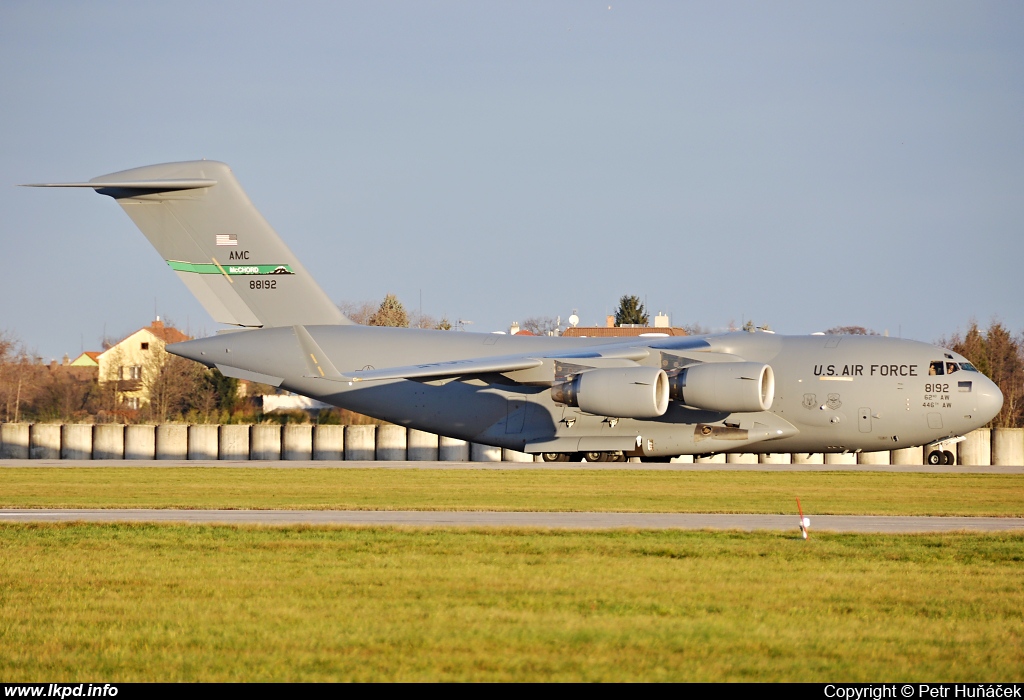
[561, 313, 688, 338]
[261, 394, 332, 414]
[508, 322, 536, 336]
[93, 318, 191, 410]
[69, 351, 102, 367]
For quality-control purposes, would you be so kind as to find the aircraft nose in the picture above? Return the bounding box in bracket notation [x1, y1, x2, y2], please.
[975, 379, 1004, 426]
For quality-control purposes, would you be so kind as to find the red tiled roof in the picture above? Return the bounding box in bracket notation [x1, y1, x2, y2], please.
[561, 327, 688, 338]
[146, 320, 190, 344]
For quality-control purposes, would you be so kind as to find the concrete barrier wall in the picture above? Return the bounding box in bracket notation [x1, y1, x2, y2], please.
[471, 443, 502, 462]
[376, 425, 407, 461]
[407, 429, 439, 461]
[958, 428, 990, 466]
[188, 425, 219, 460]
[156, 425, 187, 460]
[30, 424, 61, 459]
[283, 425, 313, 460]
[439, 436, 469, 462]
[93, 424, 124, 460]
[251, 425, 282, 460]
[857, 450, 890, 465]
[125, 425, 156, 460]
[891, 446, 924, 465]
[218, 425, 250, 461]
[313, 425, 344, 460]
[1, 423, 30, 459]
[345, 425, 375, 461]
[1, 424, 1018, 465]
[502, 448, 536, 463]
[992, 427, 1024, 466]
[61, 424, 92, 460]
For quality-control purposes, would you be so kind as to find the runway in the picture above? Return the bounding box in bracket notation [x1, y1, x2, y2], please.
[2, 459, 1022, 473]
[1, 508, 1020, 533]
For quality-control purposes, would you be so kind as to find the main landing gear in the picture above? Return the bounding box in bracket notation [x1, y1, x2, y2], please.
[927, 450, 956, 465]
[541, 452, 627, 463]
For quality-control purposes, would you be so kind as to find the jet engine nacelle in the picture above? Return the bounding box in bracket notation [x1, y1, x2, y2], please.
[669, 362, 775, 412]
[551, 366, 669, 418]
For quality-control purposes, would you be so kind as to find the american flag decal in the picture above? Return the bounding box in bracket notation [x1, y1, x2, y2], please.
[215, 234, 238, 246]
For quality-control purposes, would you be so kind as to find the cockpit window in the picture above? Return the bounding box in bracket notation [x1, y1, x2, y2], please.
[959, 362, 979, 372]
[946, 362, 959, 374]
[928, 361, 944, 376]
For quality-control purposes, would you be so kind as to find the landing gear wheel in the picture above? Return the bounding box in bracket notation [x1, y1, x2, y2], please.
[607, 452, 627, 463]
[943, 450, 955, 465]
[927, 451, 943, 465]
[583, 451, 609, 463]
[542, 453, 570, 462]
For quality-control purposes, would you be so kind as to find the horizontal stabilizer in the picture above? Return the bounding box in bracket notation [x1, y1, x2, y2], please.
[214, 364, 284, 387]
[22, 179, 217, 190]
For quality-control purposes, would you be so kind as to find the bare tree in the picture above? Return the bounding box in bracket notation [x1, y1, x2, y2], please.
[0, 330, 37, 423]
[825, 326, 878, 335]
[142, 346, 205, 423]
[337, 300, 378, 325]
[409, 311, 438, 329]
[521, 316, 560, 336]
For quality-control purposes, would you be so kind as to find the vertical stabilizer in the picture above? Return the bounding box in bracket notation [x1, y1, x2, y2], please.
[35, 161, 349, 328]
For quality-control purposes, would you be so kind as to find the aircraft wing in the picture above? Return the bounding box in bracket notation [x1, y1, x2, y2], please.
[293, 324, 746, 385]
[338, 356, 545, 382]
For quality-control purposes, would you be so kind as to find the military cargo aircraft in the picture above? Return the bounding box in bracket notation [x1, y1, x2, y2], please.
[28, 161, 1003, 464]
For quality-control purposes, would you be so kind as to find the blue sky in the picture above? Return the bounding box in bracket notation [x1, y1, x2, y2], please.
[2, 1, 1022, 359]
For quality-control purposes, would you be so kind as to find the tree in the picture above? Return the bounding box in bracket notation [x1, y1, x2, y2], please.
[368, 294, 409, 328]
[0, 330, 32, 422]
[825, 326, 878, 336]
[521, 316, 560, 336]
[614, 295, 649, 327]
[337, 300, 378, 325]
[941, 320, 1024, 428]
[141, 345, 206, 423]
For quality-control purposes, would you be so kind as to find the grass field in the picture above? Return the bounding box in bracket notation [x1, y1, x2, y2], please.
[1, 467, 1023, 516]
[1, 524, 1021, 682]
[3, 468, 1021, 681]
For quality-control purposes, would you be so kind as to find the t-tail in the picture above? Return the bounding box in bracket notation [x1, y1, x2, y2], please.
[25, 161, 349, 328]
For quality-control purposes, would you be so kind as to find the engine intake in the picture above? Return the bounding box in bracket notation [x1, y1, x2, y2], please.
[551, 366, 669, 419]
[669, 362, 774, 412]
